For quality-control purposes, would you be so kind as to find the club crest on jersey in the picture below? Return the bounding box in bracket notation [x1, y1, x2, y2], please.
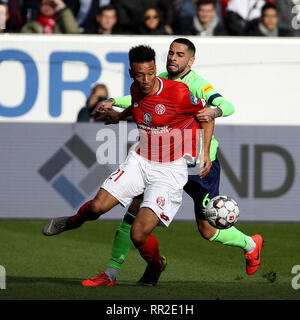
[155, 104, 166, 115]
[133, 102, 139, 107]
[190, 92, 199, 105]
[156, 196, 165, 207]
[143, 112, 152, 124]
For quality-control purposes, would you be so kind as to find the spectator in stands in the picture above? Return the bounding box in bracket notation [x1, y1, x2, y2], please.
[172, 0, 197, 34]
[0, 0, 22, 32]
[99, 0, 111, 7]
[111, 0, 174, 34]
[21, 0, 79, 34]
[275, 0, 300, 37]
[21, 0, 40, 26]
[137, 7, 168, 35]
[0, 1, 10, 32]
[77, 83, 109, 122]
[225, 0, 267, 35]
[246, 3, 293, 36]
[64, 0, 101, 34]
[187, 0, 227, 36]
[218, 0, 231, 24]
[84, 4, 121, 34]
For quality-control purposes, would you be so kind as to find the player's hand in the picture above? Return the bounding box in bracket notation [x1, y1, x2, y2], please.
[95, 108, 120, 125]
[91, 98, 115, 117]
[197, 106, 222, 123]
[200, 154, 212, 179]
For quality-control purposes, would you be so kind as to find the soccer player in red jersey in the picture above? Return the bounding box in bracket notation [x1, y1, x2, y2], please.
[43, 45, 210, 286]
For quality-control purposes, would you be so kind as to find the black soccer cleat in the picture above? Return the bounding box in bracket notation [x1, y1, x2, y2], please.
[137, 256, 167, 287]
[42, 216, 78, 236]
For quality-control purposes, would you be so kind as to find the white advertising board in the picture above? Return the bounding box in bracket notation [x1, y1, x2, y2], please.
[1, 35, 300, 125]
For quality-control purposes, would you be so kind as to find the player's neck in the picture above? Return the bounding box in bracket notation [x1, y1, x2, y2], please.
[145, 78, 160, 96]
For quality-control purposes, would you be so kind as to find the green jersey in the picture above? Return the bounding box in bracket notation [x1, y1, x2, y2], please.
[114, 70, 235, 161]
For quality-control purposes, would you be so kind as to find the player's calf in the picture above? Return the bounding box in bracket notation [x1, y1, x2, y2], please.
[196, 219, 217, 240]
[42, 189, 119, 236]
[42, 200, 97, 236]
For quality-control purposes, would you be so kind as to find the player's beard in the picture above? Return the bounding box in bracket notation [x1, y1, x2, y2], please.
[167, 63, 188, 78]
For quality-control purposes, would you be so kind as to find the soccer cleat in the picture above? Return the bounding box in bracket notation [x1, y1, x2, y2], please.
[137, 256, 167, 286]
[81, 272, 116, 287]
[42, 216, 78, 236]
[245, 234, 264, 275]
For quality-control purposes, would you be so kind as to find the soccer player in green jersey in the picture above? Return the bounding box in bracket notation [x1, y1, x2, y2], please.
[43, 38, 263, 287]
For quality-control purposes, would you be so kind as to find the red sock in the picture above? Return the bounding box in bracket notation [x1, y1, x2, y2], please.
[137, 234, 162, 269]
[70, 200, 99, 227]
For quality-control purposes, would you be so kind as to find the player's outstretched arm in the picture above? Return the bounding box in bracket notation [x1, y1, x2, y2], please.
[197, 106, 223, 123]
[91, 98, 115, 117]
[196, 97, 235, 122]
[214, 97, 235, 117]
[118, 105, 133, 121]
[91, 95, 132, 118]
[95, 105, 133, 125]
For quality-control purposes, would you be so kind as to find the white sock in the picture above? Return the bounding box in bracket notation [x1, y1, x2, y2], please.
[105, 267, 119, 281]
[244, 237, 256, 253]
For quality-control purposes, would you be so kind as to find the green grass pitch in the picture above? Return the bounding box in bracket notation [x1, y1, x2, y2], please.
[0, 219, 300, 300]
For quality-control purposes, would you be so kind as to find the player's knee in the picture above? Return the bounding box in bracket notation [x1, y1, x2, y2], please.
[89, 200, 106, 216]
[130, 228, 147, 247]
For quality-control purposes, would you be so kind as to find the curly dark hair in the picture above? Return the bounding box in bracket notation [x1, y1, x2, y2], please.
[128, 45, 156, 66]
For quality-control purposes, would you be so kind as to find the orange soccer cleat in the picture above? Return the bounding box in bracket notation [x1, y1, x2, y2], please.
[81, 272, 116, 287]
[245, 234, 264, 275]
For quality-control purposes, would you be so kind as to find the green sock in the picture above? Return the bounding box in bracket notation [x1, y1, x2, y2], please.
[107, 211, 134, 271]
[209, 226, 253, 251]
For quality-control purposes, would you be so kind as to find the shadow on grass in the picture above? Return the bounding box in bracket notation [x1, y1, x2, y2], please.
[3, 276, 299, 301]
[5, 276, 142, 288]
[6, 276, 82, 286]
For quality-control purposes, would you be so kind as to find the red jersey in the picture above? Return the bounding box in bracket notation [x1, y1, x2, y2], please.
[131, 77, 206, 162]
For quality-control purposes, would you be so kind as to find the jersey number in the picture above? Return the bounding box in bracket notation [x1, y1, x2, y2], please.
[109, 169, 124, 182]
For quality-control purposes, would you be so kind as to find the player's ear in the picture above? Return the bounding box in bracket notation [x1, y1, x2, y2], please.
[188, 56, 195, 67]
[129, 68, 134, 79]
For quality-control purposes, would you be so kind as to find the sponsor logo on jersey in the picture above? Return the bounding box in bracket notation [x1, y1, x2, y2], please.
[137, 124, 170, 134]
[143, 112, 152, 124]
[133, 102, 139, 107]
[190, 92, 199, 105]
[202, 84, 214, 94]
[155, 104, 166, 115]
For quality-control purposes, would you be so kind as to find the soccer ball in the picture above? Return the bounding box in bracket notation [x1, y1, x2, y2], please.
[204, 195, 239, 229]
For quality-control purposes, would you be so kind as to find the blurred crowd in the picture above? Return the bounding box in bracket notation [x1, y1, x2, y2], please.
[1, 0, 300, 37]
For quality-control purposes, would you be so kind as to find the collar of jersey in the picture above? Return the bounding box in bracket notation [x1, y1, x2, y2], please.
[166, 69, 192, 81]
[180, 69, 192, 80]
[156, 77, 164, 95]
